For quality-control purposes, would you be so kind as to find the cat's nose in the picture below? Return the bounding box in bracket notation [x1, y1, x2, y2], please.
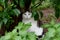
[26, 16, 28, 18]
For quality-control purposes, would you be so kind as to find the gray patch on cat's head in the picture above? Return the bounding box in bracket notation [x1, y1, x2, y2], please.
[22, 11, 32, 19]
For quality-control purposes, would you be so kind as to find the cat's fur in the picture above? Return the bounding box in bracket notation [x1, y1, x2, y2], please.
[22, 11, 43, 36]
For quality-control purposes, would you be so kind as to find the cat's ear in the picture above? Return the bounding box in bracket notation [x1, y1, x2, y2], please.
[25, 0, 31, 11]
[26, 8, 32, 13]
[29, 8, 32, 12]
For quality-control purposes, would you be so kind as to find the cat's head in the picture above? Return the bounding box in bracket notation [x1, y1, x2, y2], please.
[22, 11, 32, 19]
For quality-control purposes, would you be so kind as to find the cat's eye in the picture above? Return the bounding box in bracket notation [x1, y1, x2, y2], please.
[24, 14, 26, 15]
[28, 14, 30, 15]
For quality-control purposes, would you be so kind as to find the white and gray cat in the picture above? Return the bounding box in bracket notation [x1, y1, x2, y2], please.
[22, 11, 44, 37]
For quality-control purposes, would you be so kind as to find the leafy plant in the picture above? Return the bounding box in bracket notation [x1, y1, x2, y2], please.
[41, 19, 60, 40]
[37, 0, 52, 10]
[50, 0, 60, 18]
[0, 0, 20, 28]
[0, 22, 37, 40]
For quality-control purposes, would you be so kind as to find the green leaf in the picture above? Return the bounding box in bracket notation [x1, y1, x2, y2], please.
[22, 37, 26, 40]
[3, 18, 8, 24]
[32, 11, 37, 17]
[45, 28, 55, 38]
[53, 38, 60, 40]
[19, 31, 27, 37]
[57, 27, 60, 33]
[0, 0, 5, 6]
[12, 29, 17, 35]
[31, 0, 36, 4]
[14, 0, 18, 4]
[54, 23, 60, 28]
[27, 32, 36, 40]
[42, 28, 56, 40]
[14, 36, 22, 40]
[0, 21, 3, 28]
[22, 23, 31, 31]
[0, 5, 4, 11]
[50, 19, 55, 26]
[42, 23, 50, 28]
[0, 22, 36, 40]
[16, 22, 24, 30]
[12, 9, 20, 17]
[32, 11, 39, 20]
[19, 0, 25, 8]
[4, 32, 12, 40]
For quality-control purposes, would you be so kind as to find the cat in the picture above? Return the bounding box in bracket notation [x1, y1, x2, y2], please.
[22, 11, 44, 37]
